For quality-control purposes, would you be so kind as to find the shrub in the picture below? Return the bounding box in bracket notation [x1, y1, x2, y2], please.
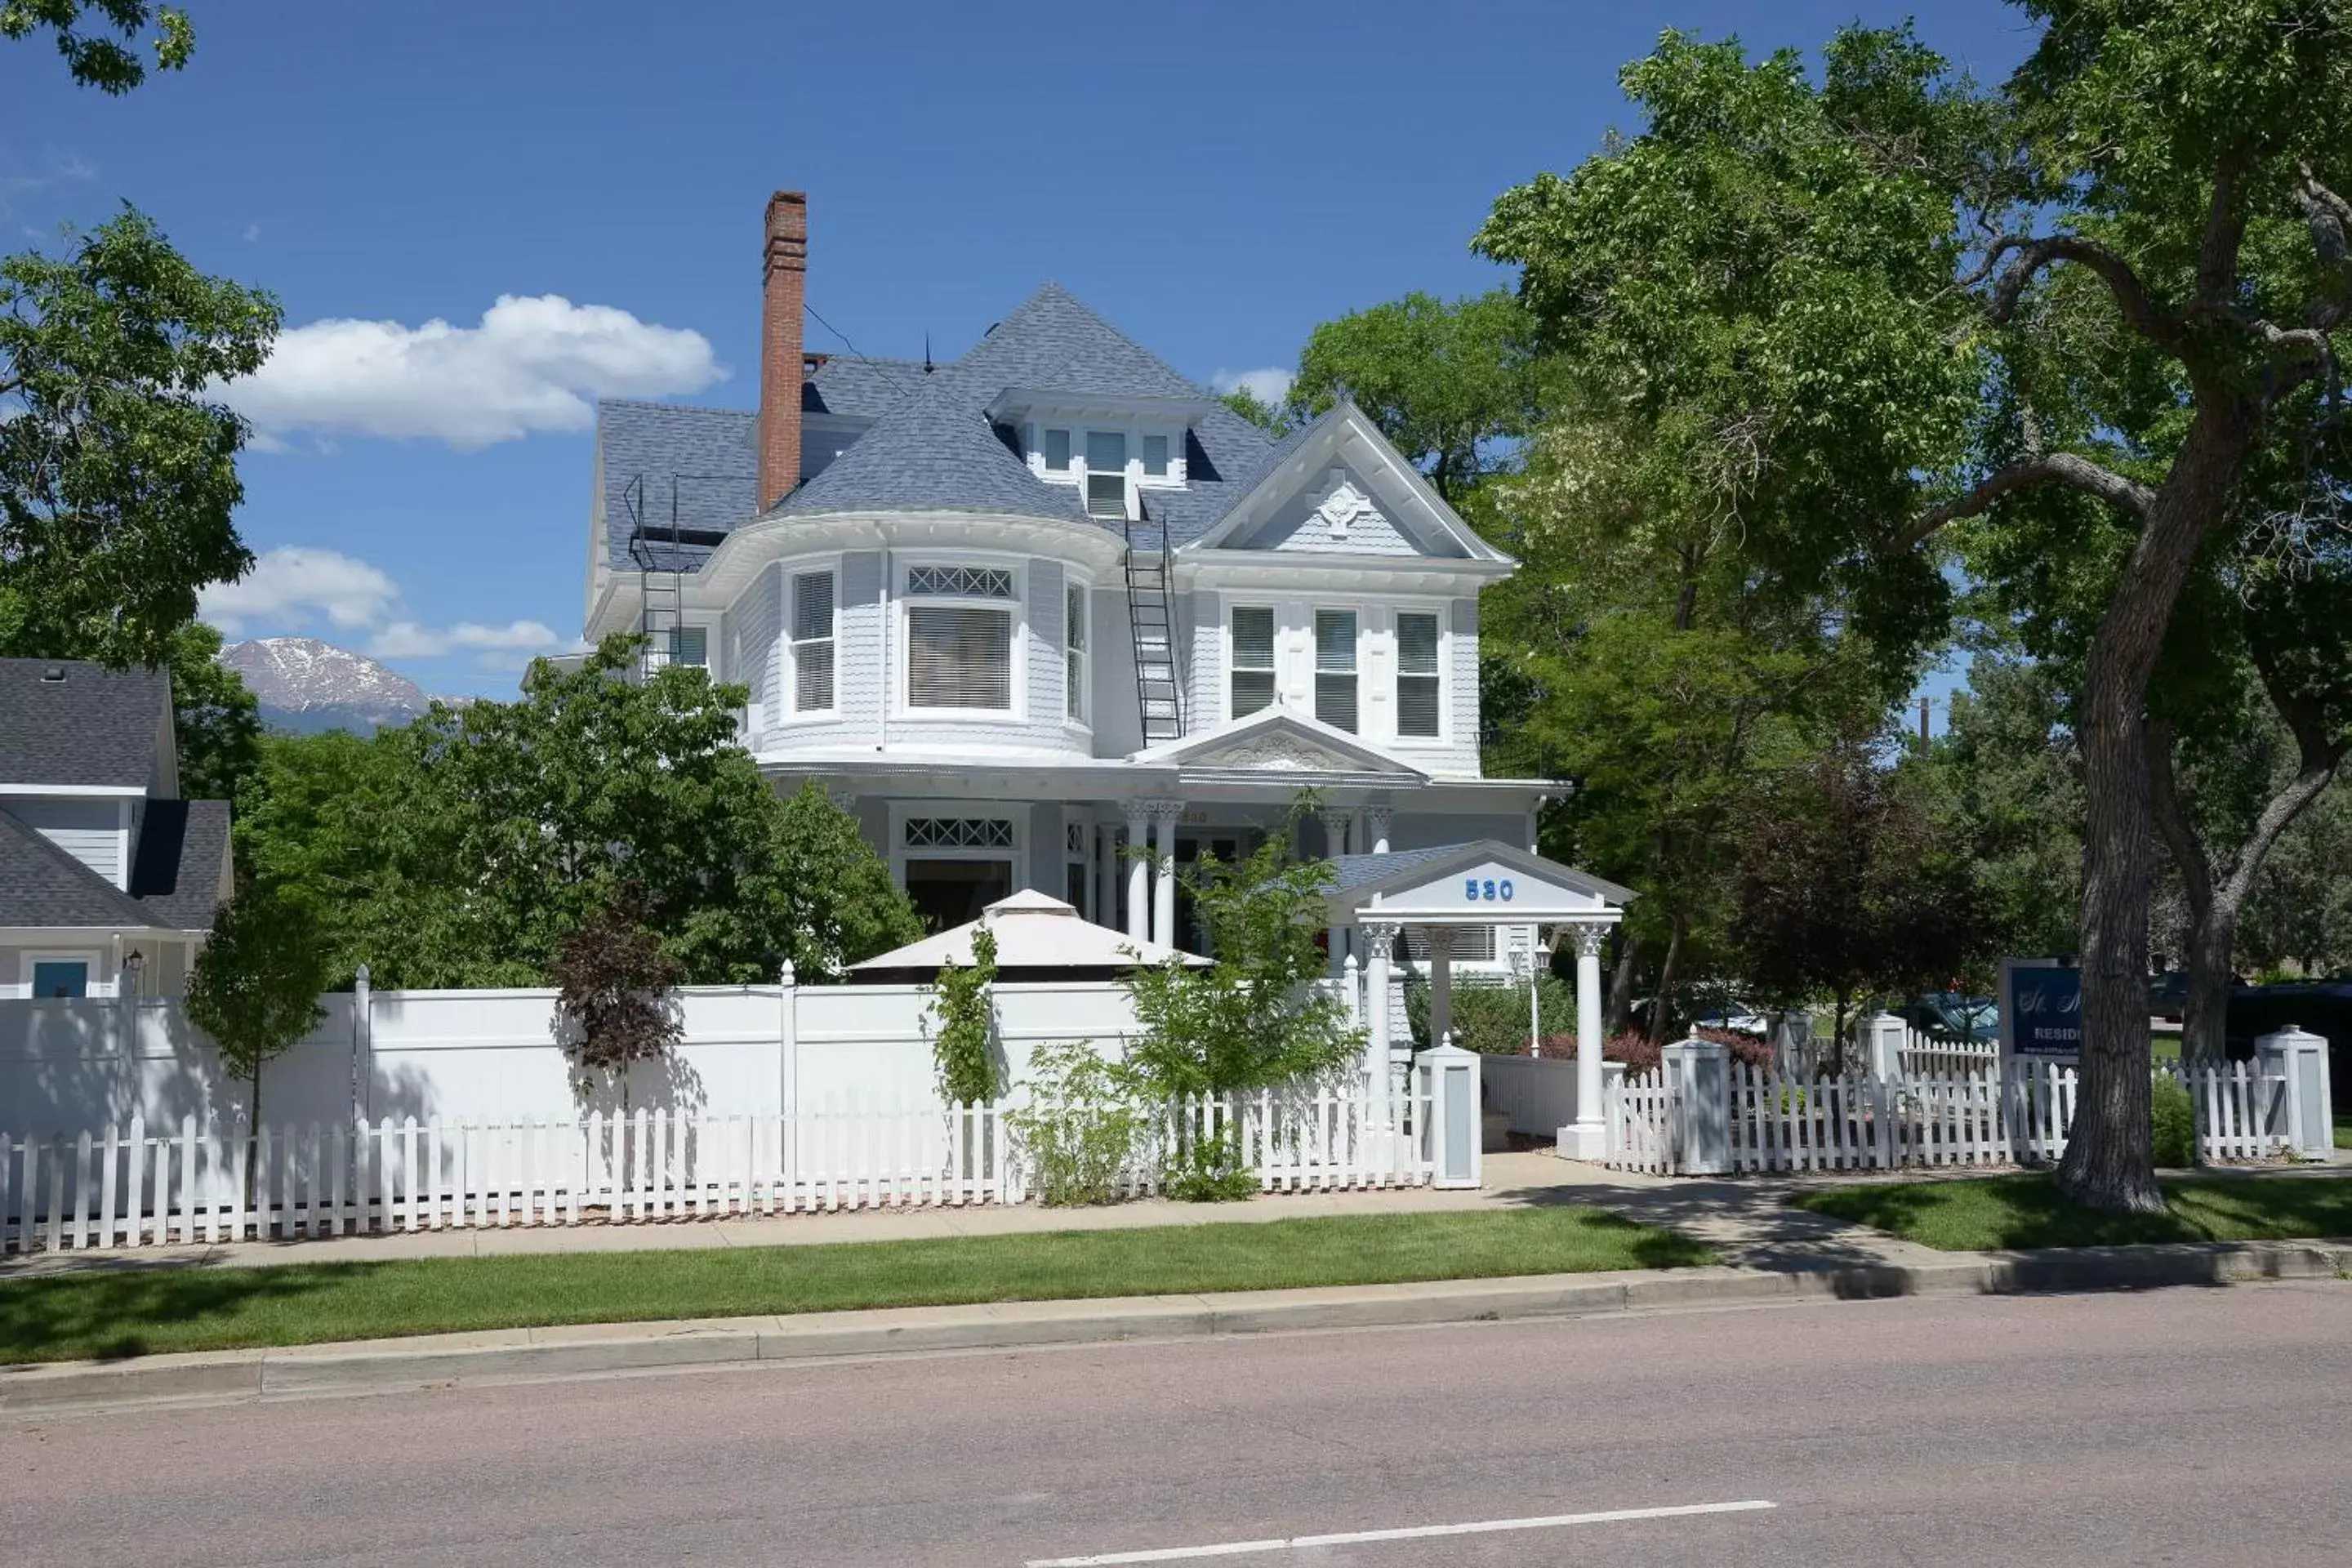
[929, 925, 1000, 1105]
[2150, 1072, 2197, 1168]
[1160, 1127, 1260, 1202]
[1405, 973, 1574, 1054]
[1004, 1041, 1147, 1206]
[1539, 1027, 1773, 1072]
[550, 886, 682, 1099]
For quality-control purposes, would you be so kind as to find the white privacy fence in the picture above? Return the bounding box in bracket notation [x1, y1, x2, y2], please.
[0, 1080, 1450, 1254]
[1606, 1053, 2321, 1177]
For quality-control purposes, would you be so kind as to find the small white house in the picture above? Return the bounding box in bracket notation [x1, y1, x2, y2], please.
[0, 659, 232, 999]
[579, 189, 1559, 976]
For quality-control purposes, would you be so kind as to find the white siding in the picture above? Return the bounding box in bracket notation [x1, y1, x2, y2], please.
[10, 797, 123, 886]
[735, 564, 782, 731]
[1027, 557, 1066, 727]
[1187, 588, 1220, 737]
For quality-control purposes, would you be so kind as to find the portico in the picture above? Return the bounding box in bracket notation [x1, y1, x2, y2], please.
[1325, 840, 1635, 1160]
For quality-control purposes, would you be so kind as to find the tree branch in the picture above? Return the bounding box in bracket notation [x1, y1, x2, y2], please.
[2145, 719, 2215, 930]
[1980, 234, 2180, 348]
[2197, 157, 2244, 304]
[1895, 452, 2156, 551]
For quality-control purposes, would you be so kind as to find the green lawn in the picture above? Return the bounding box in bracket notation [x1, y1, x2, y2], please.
[2336, 1112, 2350, 1151]
[0, 1206, 1710, 1366]
[1790, 1172, 2352, 1251]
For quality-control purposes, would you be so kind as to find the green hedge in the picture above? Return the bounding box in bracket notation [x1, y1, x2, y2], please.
[1405, 974, 1574, 1054]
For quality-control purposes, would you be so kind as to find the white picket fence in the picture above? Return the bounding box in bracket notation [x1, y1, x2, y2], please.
[1606, 1058, 2294, 1176]
[0, 1083, 1433, 1254]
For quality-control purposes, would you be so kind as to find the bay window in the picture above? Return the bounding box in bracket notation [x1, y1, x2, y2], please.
[905, 564, 1018, 712]
[791, 569, 835, 714]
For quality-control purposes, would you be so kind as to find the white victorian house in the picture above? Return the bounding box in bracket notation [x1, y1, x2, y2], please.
[578, 190, 1568, 978]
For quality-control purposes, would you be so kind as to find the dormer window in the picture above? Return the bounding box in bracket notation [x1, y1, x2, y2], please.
[1084, 430, 1127, 518]
[1043, 428, 1071, 471]
[1143, 434, 1169, 477]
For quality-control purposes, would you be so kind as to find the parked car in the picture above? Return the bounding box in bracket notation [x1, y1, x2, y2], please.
[1896, 992, 1996, 1042]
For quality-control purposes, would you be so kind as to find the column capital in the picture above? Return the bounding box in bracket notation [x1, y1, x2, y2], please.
[1359, 919, 1402, 951]
[1363, 802, 1392, 834]
[1316, 803, 1357, 831]
[1125, 799, 1153, 827]
[1141, 796, 1187, 826]
[1574, 924, 1608, 958]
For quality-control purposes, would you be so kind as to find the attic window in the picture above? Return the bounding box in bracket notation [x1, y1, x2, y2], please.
[39, 666, 65, 682]
[1042, 429, 1071, 471]
[1085, 431, 1128, 519]
[1143, 434, 1169, 477]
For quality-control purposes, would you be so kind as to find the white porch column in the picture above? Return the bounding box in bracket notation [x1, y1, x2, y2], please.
[1362, 919, 1399, 1107]
[1125, 804, 1151, 943]
[1094, 822, 1115, 929]
[1318, 806, 1355, 973]
[1428, 927, 1454, 1049]
[1365, 802, 1392, 857]
[1564, 924, 1608, 1159]
[1148, 799, 1181, 949]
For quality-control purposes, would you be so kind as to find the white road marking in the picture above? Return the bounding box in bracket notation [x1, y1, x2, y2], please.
[1024, 1498, 1777, 1565]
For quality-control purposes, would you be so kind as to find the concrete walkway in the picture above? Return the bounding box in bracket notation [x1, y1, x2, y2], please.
[0, 1150, 1942, 1278]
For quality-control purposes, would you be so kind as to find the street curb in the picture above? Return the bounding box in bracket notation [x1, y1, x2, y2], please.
[5, 1238, 2348, 1414]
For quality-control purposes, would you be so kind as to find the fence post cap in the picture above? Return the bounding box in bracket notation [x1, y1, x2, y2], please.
[1422, 1040, 1478, 1062]
[1664, 1033, 1726, 1057]
[2255, 1023, 2326, 1048]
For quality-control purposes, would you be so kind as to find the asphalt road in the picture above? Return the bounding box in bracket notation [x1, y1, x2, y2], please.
[7, 1284, 2351, 1566]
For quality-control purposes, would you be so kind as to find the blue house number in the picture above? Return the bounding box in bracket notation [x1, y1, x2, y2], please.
[1463, 877, 1514, 902]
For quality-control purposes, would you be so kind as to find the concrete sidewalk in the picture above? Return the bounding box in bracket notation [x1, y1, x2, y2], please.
[0, 1151, 1940, 1278]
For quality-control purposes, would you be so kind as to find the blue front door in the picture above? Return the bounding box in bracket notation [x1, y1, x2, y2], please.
[30, 960, 88, 999]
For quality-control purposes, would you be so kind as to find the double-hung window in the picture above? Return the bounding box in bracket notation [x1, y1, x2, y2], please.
[1064, 583, 1089, 722]
[1042, 428, 1071, 471]
[1396, 611, 1441, 739]
[1143, 434, 1169, 477]
[1085, 431, 1128, 518]
[791, 569, 835, 714]
[1230, 606, 1276, 719]
[1315, 609, 1358, 733]
[669, 626, 707, 669]
[905, 564, 1018, 711]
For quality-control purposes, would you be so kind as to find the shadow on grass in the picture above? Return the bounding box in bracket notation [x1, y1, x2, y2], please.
[0, 1262, 383, 1364]
[1789, 1172, 2352, 1251]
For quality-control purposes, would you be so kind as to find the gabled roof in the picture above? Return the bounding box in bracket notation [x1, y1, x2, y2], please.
[596, 402, 758, 572]
[1129, 705, 1428, 781]
[1325, 840, 1638, 920]
[0, 799, 233, 933]
[0, 658, 168, 788]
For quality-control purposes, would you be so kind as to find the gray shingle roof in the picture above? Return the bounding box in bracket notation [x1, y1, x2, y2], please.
[776, 372, 1092, 523]
[0, 658, 167, 787]
[0, 806, 158, 928]
[1327, 842, 1479, 893]
[597, 402, 758, 572]
[127, 799, 231, 929]
[595, 282, 1284, 564]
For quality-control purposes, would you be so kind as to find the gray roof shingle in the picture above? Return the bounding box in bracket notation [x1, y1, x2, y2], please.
[0, 659, 167, 787]
[127, 799, 231, 929]
[595, 282, 1283, 564]
[1326, 842, 1478, 894]
[0, 806, 159, 928]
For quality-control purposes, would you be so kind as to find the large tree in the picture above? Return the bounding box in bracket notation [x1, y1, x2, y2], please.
[1285, 291, 1551, 502]
[1477, 8, 2352, 1211]
[237, 637, 922, 989]
[1, 0, 191, 92]
[0, 207, 278, 668]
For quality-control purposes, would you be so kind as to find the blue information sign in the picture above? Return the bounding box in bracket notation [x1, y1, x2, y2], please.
[2004, 961, 2082, 1061]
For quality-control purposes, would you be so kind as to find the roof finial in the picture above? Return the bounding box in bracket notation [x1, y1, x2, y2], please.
[924, 333, 933, 375]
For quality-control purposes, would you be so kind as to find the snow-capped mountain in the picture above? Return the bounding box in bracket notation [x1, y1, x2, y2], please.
[220, 637, 434, 734]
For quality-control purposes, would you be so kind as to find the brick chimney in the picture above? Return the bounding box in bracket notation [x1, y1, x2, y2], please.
[758, 190, 808, 510]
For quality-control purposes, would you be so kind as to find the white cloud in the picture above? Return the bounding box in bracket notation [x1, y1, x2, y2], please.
[203, 546, 581, 670]
[198, 546, 398, 635]
[1211, 367, 1294, 407]
[366, 619, 572, 660]
[241, 223, 260, 243]
[218, 294, 725, 448]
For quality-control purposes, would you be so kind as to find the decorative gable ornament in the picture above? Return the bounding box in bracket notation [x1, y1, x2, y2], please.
[1316, 478, 1373, 537]
[1199, 733, 1369, 773]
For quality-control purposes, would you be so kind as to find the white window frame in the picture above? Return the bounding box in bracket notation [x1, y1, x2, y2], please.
[1312, 607, 1361, 735]
[1392, 608, 1446, 745]
[1027, 418, 1188, 491]
[784, 563, 840, 719]
[896, 555, 1027, 719]
[20, 948, 105, 1000]
[1063, 577, 1091, 728]
[1226, 603, 1279, 723]
[889, 804, 1022, 897]
[1082, 430, 1130, 520]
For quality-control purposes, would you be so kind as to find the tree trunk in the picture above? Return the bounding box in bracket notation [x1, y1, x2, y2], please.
[2058, 402, 2254, 1214]
[1646, 911, 1687, 1045]
[1605, 933, 1639, 1035]
[1831, 988, 1852, 1079]
[245, 1071, 261, 1210]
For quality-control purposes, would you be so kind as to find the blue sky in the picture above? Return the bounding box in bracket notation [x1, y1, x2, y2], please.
[2, 0, 2040, 700]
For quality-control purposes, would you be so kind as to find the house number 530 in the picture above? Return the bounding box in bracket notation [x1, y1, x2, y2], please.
[1463, 878, 1514, 902]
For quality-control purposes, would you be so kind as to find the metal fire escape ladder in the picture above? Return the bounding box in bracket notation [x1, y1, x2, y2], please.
[1123, 506, 1185, 742]
[624, 473, 685, 675]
